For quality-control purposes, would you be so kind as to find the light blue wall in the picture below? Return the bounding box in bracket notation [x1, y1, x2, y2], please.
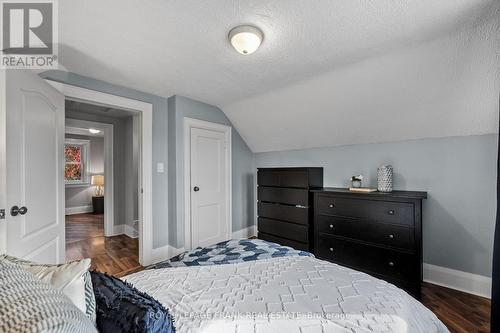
[256, 134, 498, 277]
[40, 70, 170, 249]
[168, 95, 255, 248]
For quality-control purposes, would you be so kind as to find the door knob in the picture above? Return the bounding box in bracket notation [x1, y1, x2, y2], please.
[193, 186, 200, 192]
[11, 206, 28, 216]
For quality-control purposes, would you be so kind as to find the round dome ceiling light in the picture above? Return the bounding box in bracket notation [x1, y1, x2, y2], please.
[228, 25, 263, 55]
[88, 128, 101, 134]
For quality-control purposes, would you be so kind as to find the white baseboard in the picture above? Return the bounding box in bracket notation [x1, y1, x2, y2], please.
[423, 263, 491, 298]
[65, 205, 93, 215]
[232, 225, 257, 239]
[124, 224, 138, 238]
[148, 225, 257, 266]
[169, 245, 186, 258]
[112, 224, 125, 236]
[112, 224, 138, 238]
[151, 245, 186, 264]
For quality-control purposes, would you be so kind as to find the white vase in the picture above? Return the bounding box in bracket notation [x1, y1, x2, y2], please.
[377, 165, 393, 192]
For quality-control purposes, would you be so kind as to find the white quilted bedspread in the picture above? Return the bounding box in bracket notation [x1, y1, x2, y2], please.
[124, 256, 448, 333]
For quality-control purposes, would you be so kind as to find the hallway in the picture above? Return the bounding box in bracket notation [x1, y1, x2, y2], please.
[65, 213, 142, 277]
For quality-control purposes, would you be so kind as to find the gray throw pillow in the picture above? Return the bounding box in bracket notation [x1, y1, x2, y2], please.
[0, 254, 96, 324]
[0, 260, 97, 333]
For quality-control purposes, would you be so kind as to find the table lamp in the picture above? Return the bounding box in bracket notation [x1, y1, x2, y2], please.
[91, 175, 104, 197]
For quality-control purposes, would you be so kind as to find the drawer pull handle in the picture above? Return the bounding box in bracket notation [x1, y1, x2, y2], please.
[388, 261, 395, 267]
[329, 224, 334, 229]
[388, 234, 394, 239]
[387, 209, 395, 215]
[329, 247, 334, 252]
[329, 204, 334, 208]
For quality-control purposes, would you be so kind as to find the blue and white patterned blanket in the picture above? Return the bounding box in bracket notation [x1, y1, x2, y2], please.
[148, 239, 313, 269]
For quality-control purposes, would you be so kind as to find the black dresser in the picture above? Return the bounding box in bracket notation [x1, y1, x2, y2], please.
[312, 188, 426, 297]
[257, 168, 323, 251]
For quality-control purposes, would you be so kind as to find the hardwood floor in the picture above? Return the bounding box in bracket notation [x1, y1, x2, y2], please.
[65, 213, 104, 243]
[422, 282, 491, 333]
[65, 216, 491, 332]
[65, 213, 142, 277]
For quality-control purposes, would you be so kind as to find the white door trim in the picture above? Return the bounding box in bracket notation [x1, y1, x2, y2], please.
[183, 117, 232, 250]
[45, 80, 155, 266]
[65, 119, 114, 237]
[0, 70, 6, 254]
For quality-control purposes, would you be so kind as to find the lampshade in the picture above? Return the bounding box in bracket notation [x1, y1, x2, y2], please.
[91, 175, 104, 186]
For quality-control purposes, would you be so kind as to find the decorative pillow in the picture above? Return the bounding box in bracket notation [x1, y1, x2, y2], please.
[0, 260, 97, 333]
[0, 254, 96, 324]
[90, 271, 175, 333]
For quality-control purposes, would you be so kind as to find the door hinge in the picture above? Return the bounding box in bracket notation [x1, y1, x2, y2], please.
[0, 209, 5, 220]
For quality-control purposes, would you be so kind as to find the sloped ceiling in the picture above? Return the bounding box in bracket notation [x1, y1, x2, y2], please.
[59, 0, 500, 152]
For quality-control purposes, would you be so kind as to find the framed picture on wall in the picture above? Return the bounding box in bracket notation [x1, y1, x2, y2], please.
[64, 138, 90, 186]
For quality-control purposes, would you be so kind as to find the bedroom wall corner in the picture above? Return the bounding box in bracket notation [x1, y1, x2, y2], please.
[167, 96, 177, 247]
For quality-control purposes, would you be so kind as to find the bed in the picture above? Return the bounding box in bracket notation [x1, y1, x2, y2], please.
[124, 239, 449, 333]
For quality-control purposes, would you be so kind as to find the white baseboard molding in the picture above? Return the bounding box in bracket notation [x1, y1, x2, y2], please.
[65, 205, 93, 215]
[232, 225, 257, 239]
[148, 225, 258, 266]
[124, 224, 138, 238]
[112, 224, 138, 238]
[151, 245, 186, 264]
[112, 224, 125, 236]
[423, 263, 491, 298]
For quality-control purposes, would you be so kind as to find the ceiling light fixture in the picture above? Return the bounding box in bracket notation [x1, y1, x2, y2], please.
[228, 25, 263, 55]
[88, 128, 101, 134]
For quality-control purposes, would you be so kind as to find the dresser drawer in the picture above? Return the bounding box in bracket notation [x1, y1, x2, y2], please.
[258, 170, 309, 188]
[316, 195, 414, 226]
[258, 217, 309, 243]
[316, 235, 418, 281]
[258, 232, 309, 251]
[258, 202, 308, 225]
[316, 215, 415, 250]
[259, 187, 309, 206]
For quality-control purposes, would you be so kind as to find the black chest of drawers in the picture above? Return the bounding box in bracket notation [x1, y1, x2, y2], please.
[257, 168, 323, 252]
[312, 188, 427, 297]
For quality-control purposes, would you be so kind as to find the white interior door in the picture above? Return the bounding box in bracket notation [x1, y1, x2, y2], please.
[189, 124, 230, 248]
[3, 70, 65, 264]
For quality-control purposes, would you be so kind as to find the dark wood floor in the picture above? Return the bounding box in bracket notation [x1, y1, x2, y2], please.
[65, 213, 490, 332]
[65, 213, 142, 277]
[422, 282, 491, 333]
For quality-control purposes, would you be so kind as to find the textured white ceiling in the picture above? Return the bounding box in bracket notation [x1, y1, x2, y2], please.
[58, 0, 500, 152]
[225, 19, 500, 152]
